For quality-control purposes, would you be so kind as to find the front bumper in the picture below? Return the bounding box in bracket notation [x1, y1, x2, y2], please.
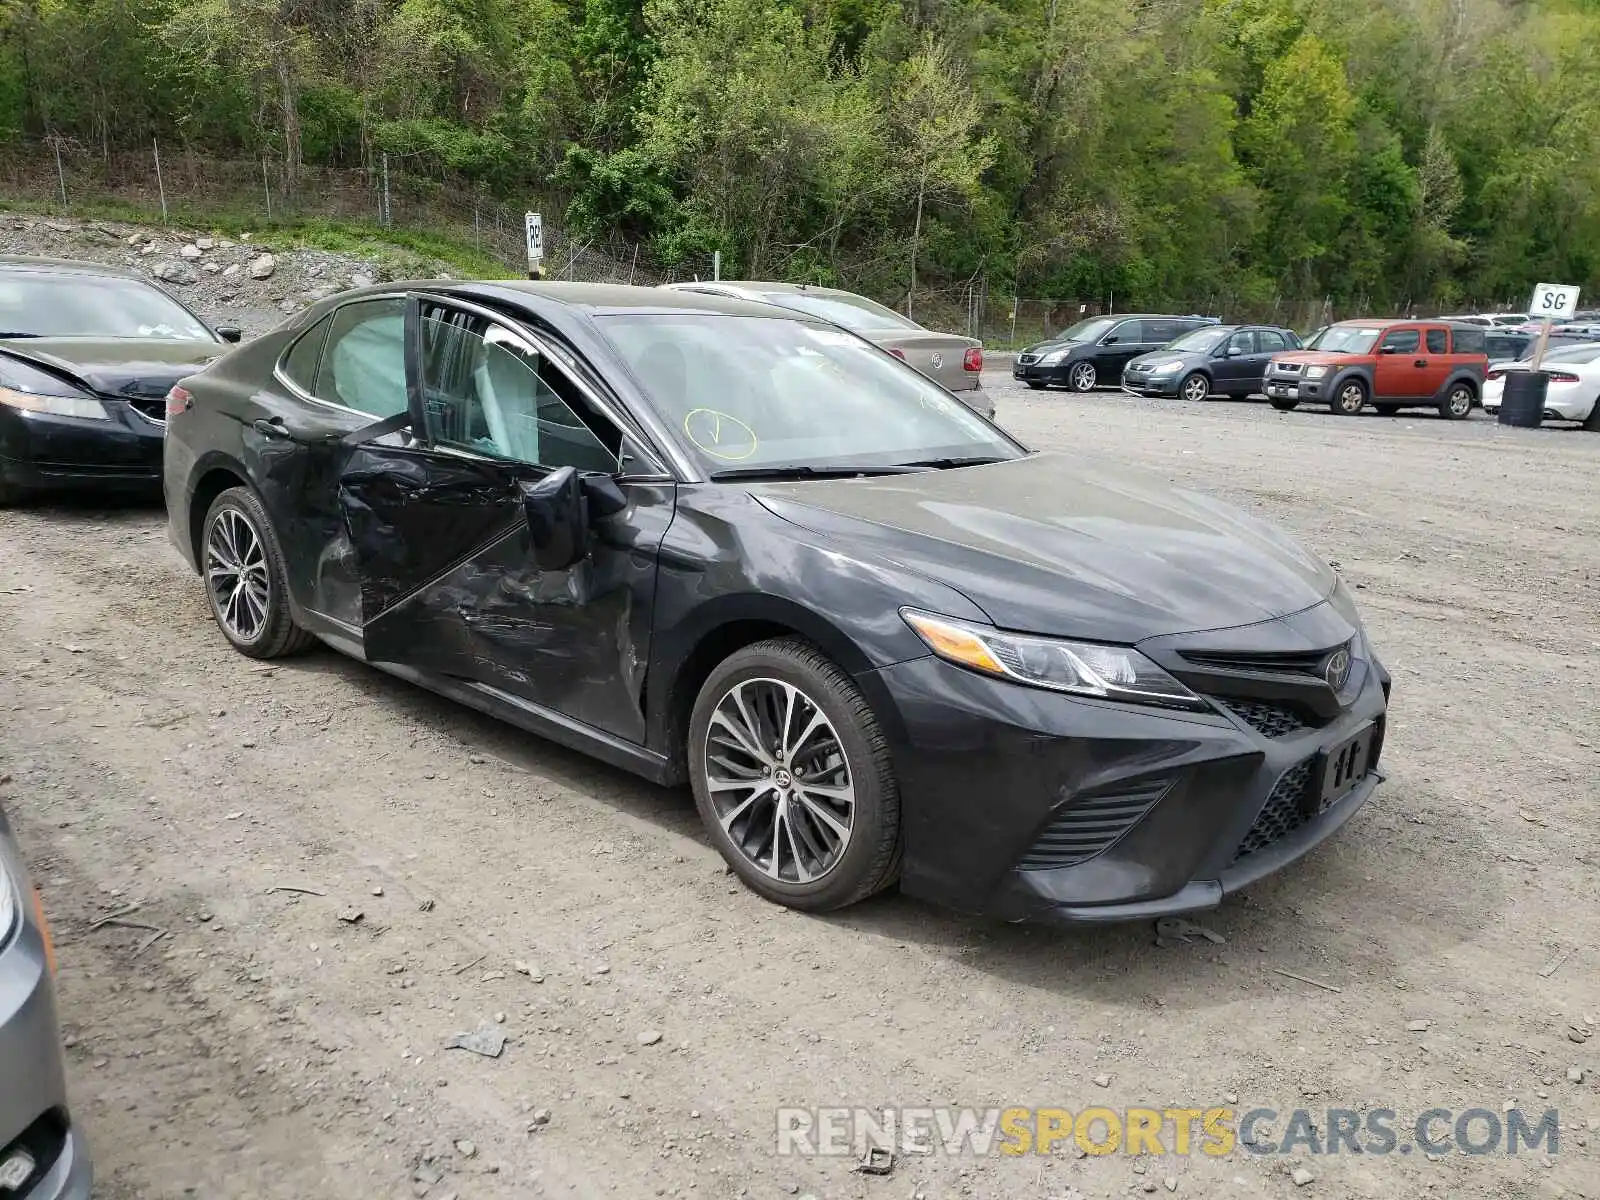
[1121, 371, 1182, 397]
[871, 645, 1388, 924]
[0, 848, 92, 1198]
[0, 402, 164, 496]
[1012, 359, 1067, 384]
[1263, 373, 1325, 402]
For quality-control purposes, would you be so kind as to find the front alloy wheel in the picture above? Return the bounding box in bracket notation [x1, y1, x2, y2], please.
[1180, 372, 1210, 402]
[1069, 362, 1098, 392]
[689, 639, 900, 911]
[1332, 381, 1367, 416]
[1440, 384, 1474, 420]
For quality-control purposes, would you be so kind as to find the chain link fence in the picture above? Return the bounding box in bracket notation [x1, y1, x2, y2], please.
[0, 139, 1520, 347]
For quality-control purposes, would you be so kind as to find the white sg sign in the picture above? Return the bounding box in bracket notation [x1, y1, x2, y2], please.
[525, 211, 543, 261]
[1527, 283, 1579, 321]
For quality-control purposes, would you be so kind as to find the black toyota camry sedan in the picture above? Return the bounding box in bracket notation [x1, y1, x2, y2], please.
[0, 257, 240, 503]
[164, 282, 1389, 924]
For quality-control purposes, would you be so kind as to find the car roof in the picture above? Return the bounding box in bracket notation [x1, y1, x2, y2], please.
[690, 281, 862, 299]
[0, 254, 143, 280]
[454, 279, 804, 320]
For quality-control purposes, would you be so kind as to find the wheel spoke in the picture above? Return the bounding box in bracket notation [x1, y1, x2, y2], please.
[716, 783, 773, 831]
[780, 807, 812, 883]
[785, 709, 829, 762]
[794, 790, 851, 841]
[710, 708, 766, 764]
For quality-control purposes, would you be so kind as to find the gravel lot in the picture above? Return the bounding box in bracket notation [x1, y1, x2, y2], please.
[1, 379, 1597, 1200]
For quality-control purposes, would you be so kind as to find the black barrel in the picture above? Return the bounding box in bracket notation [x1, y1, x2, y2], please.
[1498, 370, 1547, 427]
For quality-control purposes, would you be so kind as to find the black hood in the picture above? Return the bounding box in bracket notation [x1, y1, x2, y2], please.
[0, 336, 225, 400]
[749, 452, 1335, 643]
[1023, 336, 1090, 356]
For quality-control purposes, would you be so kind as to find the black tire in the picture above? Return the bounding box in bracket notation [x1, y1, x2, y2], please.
[1179, 372, 1211, 402]
[1270, 398, 1298, 412]
[1584, 400, 1600, 433]
[1025, 381, 1047, 391]
[202, 486, 317, 659]
[1068, 361, 1098, 392]
[1331, 379, 1368, 416]
[1438, 382, 1475, 420]
[688, 637, 901, 912]
[0, 480, 20, 507]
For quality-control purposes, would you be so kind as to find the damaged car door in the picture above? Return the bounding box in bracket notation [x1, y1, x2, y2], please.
[337, 295, 675, 746]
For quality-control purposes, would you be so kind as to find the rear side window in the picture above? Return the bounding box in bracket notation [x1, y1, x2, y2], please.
[1257, 329, 1289, 353]
[313, 298, 407, 417]
[1425, 328, 1449, 354]
[1227, 331, 1258, 354]
[1451, 326, 1486, 355]
[1380, 328, 1421, 354]
[281, 315, 332, 392]
[1105, 320, 1144, 344]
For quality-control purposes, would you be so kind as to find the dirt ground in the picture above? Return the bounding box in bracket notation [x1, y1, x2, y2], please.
[1, 381, 1597, 1200]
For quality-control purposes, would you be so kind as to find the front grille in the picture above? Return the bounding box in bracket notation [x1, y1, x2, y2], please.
[1017, 353, 1039, 365]
[1275, 362, 1302, 375]
[1216, 698, 1307, 738]
[1018, 779, 1172, 870]
[1182, 646, 1335, 676]
[1231, 759, 1317, 863]
[125, 397, 167, 424]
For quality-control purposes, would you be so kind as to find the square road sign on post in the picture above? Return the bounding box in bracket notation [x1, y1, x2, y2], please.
[525, 211, 543, 277]
[1527, 283, 1579, 322]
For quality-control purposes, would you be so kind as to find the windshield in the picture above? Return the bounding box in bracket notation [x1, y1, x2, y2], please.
[1304, 326, 1382, 354]
[599, 314, 1021, 476]
[759, 291, 921, 332]
[0, 270, 216, 341]
[1166, 327, 1230, 353]
[1051, 317, 1116, 343]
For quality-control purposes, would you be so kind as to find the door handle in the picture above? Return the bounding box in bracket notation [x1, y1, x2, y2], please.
[252, 416, 291, 438]
[1413, 359, 1428, 367]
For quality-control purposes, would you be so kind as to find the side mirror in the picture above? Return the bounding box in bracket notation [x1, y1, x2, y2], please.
[1379, 345, 1400, 355]
[1226, 344, 1245, 357]
[1101, 335, 1119, 345]
[519, 468, 630, 571]
[520, 467, 586, 571]
[216, 325, 243, 344]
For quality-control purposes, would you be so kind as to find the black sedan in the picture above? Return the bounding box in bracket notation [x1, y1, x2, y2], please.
[1013, 313, 1219, 392]
[164, 282, 1389, 924]
[1121, 324, 1303, 401]
[0, 256, 239, 504]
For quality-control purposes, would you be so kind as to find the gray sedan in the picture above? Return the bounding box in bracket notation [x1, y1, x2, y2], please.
[0, 802, 91, 1198]
[660, 281, 995, 419]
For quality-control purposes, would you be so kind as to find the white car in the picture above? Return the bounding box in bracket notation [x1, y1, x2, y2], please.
[1482, 343, 1600, 421]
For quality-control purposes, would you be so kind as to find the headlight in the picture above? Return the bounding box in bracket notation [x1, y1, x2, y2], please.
[1303, 365, 1329, 380]
[902, 609, 1206, 710]
[0, 855, 17, 947]
[1038, 350, 1067, 365]
[1148, 360, 1182, 375]
[0, 359, 108, 420]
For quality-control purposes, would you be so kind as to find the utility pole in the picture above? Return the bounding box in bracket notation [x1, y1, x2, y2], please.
[153, 138, 168, 225]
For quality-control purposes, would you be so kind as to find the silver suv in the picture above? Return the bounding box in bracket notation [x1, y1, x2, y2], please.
[0, 802, 92, 1198]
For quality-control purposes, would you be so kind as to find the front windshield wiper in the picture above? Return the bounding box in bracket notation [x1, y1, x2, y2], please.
[892, 455, 1011, 470]
[708, 463, 933, 482]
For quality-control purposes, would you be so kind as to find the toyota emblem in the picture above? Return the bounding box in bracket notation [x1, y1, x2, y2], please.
[1323, 646, 1352, 690]
[929, 352, 943, 369]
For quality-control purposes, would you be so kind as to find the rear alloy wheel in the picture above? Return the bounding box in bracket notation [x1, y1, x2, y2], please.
[1439, 384, 1474, 420]
[1069, 362, 1098, 392]
[1331, 380, 1367, 416]
[689, 638, 900, 912]
[1180, 372, 1210, 402]
[203, 487, 317, 659]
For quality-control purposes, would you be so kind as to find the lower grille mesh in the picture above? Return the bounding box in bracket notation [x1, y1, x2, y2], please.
[1217, 698, 1307, 738]
[1232, 760, 1314, 861]
[1019, 779, 1172, 870]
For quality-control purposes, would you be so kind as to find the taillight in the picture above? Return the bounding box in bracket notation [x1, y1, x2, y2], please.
[1486, 370, 1504, 381]
[166, 384, 193, 418]
[1547, 371, 1580, 383]
[887, 348, 906, 360]
[963, 347, 984, 372]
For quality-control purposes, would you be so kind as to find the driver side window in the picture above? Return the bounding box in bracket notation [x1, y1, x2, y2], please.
[418, 306, 622, 475]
